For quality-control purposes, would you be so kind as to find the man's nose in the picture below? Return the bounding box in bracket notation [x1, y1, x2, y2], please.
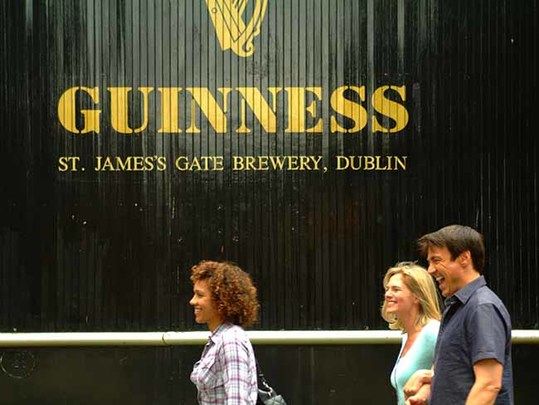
[427, 264, 436, 275]
[189, 296, 196, 305]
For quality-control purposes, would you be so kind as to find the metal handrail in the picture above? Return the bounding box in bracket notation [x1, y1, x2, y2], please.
[0, 330, 537, 347]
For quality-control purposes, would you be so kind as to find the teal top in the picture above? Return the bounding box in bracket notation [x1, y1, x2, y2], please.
[390, 319, 440, 405]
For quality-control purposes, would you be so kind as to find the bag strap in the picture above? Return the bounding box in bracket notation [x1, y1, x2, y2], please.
[255, 357, 272, 391]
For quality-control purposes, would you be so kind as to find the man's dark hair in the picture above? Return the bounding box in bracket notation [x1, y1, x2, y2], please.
[417, 225, 485, 273]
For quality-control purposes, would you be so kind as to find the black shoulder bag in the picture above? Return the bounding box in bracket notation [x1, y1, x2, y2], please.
[256, 359, 287, 405]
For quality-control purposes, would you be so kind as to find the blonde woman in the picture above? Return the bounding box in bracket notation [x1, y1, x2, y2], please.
[381, 262, 441, 405]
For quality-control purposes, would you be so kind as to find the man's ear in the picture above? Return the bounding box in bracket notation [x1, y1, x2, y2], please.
[458, 250, 472, 267]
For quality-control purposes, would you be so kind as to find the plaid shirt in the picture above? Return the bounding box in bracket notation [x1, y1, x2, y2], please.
[191, 323, 257, 404]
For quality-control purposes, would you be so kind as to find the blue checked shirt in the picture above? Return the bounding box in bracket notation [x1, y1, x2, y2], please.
[191, 323, 258, 404]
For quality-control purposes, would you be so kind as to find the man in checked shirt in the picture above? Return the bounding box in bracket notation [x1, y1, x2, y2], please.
[189, 260, 259, 404]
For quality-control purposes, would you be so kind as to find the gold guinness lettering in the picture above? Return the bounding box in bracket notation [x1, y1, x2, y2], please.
[372, 85, 409, 133]
[330, 86, 368, 133]
[57, 85, 409, 135]
[57, 86, 101, 134]
[108, 87, 153, 134]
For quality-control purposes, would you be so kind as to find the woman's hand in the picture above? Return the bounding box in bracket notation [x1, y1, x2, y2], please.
[404, 369, 433, 399]
[405, 384, 431, 405]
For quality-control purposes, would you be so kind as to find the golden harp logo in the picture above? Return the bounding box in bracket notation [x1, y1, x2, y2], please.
[205, 0, 268, 57]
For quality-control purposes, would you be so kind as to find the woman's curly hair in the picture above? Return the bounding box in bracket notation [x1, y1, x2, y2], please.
[190, 260, 259, 327]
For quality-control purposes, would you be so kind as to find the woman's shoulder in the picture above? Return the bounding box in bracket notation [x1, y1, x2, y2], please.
[421, 319, 440, 340]
[217, 324, 254, 359]
[424, 318, 440, 329]
[220, 323, 250, 343]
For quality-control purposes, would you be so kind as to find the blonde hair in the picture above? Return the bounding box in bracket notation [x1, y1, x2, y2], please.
[381, 262, 441, 331]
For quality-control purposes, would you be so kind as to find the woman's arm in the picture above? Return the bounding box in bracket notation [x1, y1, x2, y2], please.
[221, 339, 255, 405]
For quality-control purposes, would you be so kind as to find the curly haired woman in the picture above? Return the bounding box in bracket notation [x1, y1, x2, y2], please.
[189, 260, 259, 405]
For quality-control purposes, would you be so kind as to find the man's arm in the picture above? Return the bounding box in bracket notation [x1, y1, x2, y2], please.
[465, 358, 503, 405]
[465, 302, 508, 404]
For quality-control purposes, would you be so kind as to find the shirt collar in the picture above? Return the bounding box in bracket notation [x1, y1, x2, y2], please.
[208, 322, 232, 344]
[448, 275, 486, 305]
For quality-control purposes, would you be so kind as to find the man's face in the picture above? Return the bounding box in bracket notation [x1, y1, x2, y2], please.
[426, 246, 466, 297]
